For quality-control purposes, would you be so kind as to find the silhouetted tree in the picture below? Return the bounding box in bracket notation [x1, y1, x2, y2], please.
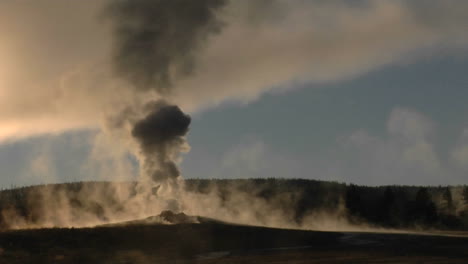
[345, 184, 361, 217]
[413, 188, 438, 225]
[463, 186, 468, 205]
[377, 187, 397, 225]
[443, 187, 454, 215]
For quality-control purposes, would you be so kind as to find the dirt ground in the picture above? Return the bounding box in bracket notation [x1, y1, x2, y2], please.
[0, 222, 467, 264]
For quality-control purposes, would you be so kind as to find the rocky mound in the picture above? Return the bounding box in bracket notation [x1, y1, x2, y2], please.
[150, 210, 200, 224]
[101, 210, 202, 227]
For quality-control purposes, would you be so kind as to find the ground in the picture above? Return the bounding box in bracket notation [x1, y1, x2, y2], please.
[0, 220, 467, 264]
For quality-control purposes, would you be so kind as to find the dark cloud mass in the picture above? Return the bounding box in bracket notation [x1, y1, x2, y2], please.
[133, 101, 191, 147]
[132, 100, 191, 182]
[105, 0, 226, 184]
[105, 0, 226, 93]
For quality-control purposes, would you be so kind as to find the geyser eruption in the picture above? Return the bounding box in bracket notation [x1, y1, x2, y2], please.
[104, 0, 226, 203]
[132, 100, 191, 187]
[105, 0, 226, 93]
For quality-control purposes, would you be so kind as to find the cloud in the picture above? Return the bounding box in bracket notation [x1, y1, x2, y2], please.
[195, 108, 464, 186]
[0, 0, 114, 141]
[171, 0, 468, 110]
[221, 139, 268, 178]
[450, 129, 468, 171]
[0, 1, 467, 188]
[28, 146, 57, 183]
[387, 108, 440, 173]
[185, 136, 323, 180]
[387, 108, 434, 141]
[334, 108, 442, 185]
[0, 0, 467, 143]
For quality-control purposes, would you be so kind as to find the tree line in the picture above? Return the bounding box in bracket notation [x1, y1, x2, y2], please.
[0, 179, 467, 230]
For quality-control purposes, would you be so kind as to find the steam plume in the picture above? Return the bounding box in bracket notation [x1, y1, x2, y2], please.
[104, 0, 226, 187]
[105, 0, 226, 93]
[132, 101, 191, 183]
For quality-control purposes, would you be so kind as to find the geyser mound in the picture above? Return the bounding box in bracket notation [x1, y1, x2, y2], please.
[103, 210, 203, 227]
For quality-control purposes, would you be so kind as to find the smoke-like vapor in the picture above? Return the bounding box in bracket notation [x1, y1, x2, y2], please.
[103, 0, 226, 191]
[104, 0, 226, 93]
[132, 100, 191, 183]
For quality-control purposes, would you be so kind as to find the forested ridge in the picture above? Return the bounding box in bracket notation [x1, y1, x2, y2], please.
[0, 179, 467, 230]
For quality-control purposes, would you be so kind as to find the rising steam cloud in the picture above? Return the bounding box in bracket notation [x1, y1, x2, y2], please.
[103, 0, 226, 186]
[105, 0, 226, 93]
[132, 101, 191, 183]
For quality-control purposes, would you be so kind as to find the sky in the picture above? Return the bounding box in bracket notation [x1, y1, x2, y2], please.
[0, 0, 467, 188]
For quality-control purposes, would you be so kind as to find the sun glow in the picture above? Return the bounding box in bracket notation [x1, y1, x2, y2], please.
[0, 45, 9, 99]
[0, 40, 17, 102]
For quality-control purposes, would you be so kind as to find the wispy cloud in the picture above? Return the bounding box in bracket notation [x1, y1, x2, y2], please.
[0, 1, 468, 142]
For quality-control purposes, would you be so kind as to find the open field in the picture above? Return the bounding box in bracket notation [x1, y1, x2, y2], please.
[0, 220, 467, 264]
